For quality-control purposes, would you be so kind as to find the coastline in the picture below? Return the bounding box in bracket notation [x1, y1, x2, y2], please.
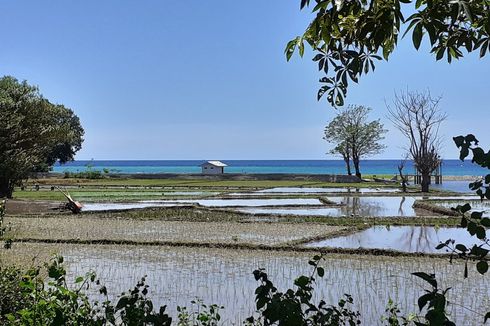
[440, 175, 479, 181]
[52, 159, 485, 177]
[40, 172, 480, 182]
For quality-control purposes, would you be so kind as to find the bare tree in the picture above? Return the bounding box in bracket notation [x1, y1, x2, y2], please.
[387, 90, 447, 192]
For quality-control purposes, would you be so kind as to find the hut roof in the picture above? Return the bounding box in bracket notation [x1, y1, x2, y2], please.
[200, 160, 228, 167]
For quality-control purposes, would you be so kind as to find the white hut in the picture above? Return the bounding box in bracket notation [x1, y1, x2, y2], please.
[200, 161, 227, 174]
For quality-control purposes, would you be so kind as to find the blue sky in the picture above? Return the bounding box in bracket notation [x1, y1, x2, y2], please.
[0, 1, 488, 160]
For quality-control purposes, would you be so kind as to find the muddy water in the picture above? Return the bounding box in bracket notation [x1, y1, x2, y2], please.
[305, 226, 481, 253]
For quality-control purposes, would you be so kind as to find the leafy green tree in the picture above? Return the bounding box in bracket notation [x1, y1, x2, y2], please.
[286, 0, 490, 107]
[324, 105, 386, 178]
[0, 76, 84, 198]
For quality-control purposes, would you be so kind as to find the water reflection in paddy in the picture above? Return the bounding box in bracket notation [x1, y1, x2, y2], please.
[431, 199, 490, 216]
[305, 226, 481, 253]
[81, 202, 185, 212]
[238, 196, 422, 217]
[162, 191, 218, 196]
[167, 198, 324, 207]
[48, 244, 489, 325]
[430, 180, 475, 193]
[82, 198, 322, 212]
[257, 187, 400, 193]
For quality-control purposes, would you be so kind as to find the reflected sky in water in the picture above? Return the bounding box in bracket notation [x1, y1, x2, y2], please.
[238, 196, 421, 217]
[306, 226, 483, 253]
[432, 199, 490, 217]
[256, 187, 400, 193]
[169, 198, 323, 207]
[81, 202, 185, 212]
[430, 180, 475, 193]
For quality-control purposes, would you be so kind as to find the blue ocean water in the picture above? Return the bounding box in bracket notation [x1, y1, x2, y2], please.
[53, 159, 487, 176]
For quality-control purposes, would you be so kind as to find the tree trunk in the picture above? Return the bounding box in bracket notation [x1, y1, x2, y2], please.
[353, 157, 361, 179]
[342, 154, 352, 175]
[401, 180, 407, 193]
[398, 166, 407, 192]
[421, 173, 431, 192]
[0, 178, 13, 199]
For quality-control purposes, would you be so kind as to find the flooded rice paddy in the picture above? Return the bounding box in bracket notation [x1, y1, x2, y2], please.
[8, 185, 488, 324]
[256, 187, 401, 193]
[238, 196, 423, 217]
[430, 180, 476, 193]
[2, 243, 488, 325]
[81, 198, 325, 212]
[81, 202, 186, 212]
[304, 226, 481, 253]
[169, 198, 324, 207]
[82, 196, 429, 216]
[430, 199, 490, 216]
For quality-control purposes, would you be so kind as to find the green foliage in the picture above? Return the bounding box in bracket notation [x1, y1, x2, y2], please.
[2, 255, 173, 325]
[63, 170, 105, 179]
[324, 105, 387, 177]
[0, 199, 11, 249]
[0, 255, 233, 326]
[0, 267, 29, 323]
[63, 161, 107, 179]
[442, 134, 490, 280]
[0, 76, 84, 198]
[245, 254, 362, 325]
[288, 0, 490, 106]
[177, 299, 224, 326]
[423, 133, 490, 324]
[410, 273, 455, 326]
[3, 253, 485, 325]
[381, 298, 416, 325]
[111, 276, 172, 326]
[5, 256, 101, 325]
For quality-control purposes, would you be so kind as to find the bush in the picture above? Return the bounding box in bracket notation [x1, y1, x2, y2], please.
[63, 170, 104, 179]
[0, 267, 30, 323]
[0, 256, 228, 326]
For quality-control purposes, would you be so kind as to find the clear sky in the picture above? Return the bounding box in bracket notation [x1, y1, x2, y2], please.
[0, 1, 488, 160]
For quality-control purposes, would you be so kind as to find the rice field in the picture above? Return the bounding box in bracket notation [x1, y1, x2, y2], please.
[304, 226, 479, 253]
[2, 181, 487, 324]
[7, 215, 348, 246]
[1, 243, 489, 325]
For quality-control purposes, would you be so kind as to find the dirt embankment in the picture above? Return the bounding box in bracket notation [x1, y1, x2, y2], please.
[4, 200, 60, 215]
[37, 172, 362, 183]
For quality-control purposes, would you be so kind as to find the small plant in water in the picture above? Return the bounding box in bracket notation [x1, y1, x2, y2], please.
[177, 298, 224, 326]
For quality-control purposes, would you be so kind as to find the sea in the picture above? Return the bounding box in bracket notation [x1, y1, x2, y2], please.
[53, 159, 486, 176]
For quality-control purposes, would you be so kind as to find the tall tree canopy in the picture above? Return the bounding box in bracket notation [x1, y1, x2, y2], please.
[287, 0, 490, 106]
[0, 76, 84, 198]
[324, 105, 386, 178]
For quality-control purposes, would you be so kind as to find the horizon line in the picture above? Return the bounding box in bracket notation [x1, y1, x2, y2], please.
[65, 158, 463, 162]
